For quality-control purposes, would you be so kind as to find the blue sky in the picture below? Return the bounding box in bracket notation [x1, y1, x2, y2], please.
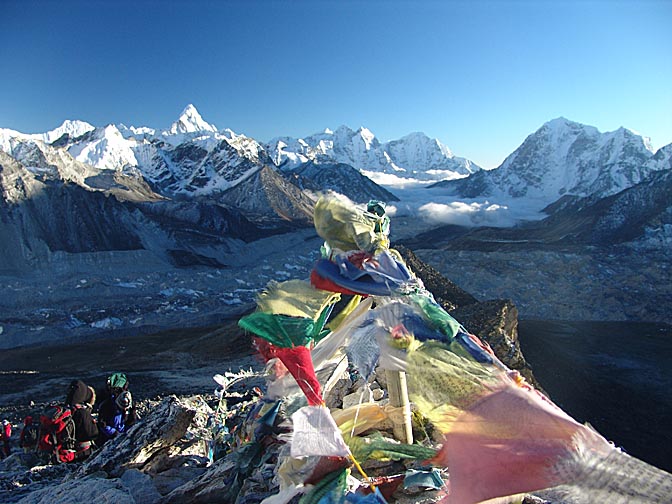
[1, 0, 670, 169]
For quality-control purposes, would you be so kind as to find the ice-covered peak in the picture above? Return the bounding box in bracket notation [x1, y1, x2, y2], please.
[168, 104, 218, 135]
[387, 132, 456, 161]
[43, 119, 95, 144]
[489, 117, 660, 202]
[67, 123, 138, 170]
[540, 117, 599, 138]
[357, 127, 376, 148]
[265, 124, 477, 180]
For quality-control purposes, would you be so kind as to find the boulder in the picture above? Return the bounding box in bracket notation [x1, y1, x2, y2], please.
[77, 395, 197, 478]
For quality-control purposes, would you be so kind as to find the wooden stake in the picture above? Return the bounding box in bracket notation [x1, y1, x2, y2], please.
[386, 369, 413, 444]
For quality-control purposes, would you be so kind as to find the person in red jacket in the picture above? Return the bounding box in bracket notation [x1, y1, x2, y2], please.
[1, 419, 11, 458]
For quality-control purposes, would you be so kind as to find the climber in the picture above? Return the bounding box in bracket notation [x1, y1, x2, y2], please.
[65, 379, 99, 460]
[98, 390, 136, 444]
[102, 372, 130, 402]
[19, 415, 39, 453]
[1, 419, 11, 458]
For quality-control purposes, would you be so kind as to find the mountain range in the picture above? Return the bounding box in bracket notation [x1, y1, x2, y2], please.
[1, 105, 671, 352]
[1, 104, 671, 273]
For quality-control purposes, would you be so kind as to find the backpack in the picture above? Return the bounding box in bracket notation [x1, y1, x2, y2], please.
[107, 372, 129, 396]
[20, 417, 40, 450]
[37, 404, 76, 464]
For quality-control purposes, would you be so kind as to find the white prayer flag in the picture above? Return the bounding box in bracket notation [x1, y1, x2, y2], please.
[290, 405, 351, 458]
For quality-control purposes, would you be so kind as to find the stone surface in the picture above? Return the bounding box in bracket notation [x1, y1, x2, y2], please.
[77, 396, 197, 478]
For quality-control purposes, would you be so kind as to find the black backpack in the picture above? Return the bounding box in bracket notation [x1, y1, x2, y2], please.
[20, 417, 40, 450]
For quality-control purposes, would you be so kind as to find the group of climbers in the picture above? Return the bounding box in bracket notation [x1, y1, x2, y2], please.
[13, 372, 136, 464]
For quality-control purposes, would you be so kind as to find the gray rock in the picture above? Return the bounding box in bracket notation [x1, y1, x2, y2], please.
[17, 474, 135, 504]
[120, 468, 162, 503]
[77, 396, 196, 478]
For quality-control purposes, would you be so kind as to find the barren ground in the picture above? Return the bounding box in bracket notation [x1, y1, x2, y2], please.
[0, 319, 261, 423]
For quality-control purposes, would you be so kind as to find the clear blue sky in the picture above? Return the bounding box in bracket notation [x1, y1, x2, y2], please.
[1, 0, 670, 169]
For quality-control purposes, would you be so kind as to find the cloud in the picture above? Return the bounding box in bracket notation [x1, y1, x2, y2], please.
[418, 201, 515, 227]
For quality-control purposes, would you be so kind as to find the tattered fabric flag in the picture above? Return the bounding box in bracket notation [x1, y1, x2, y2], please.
[273, 345, 324, 406]
[345, 431, 437, 464]
[311, 268, 364, 297]
[403, 468, 445, 490]
[291, 406, 351, 458]
[313, 259, 401, 297]
[331, 249, 418, 291]
[255, 279, 341, 320]
[239, 311, 330, 349]
[299, 467, 349, 504]
[310, 297, 374, 373]
[407, 293, 463, 341]
[331, 403, 390, 438]
[239, 279, 340, 348]
[431, 381, 613, 504]
[313, 196, 390, 254]
[396, 335, 618, 503]
[326, 295, 364, 331]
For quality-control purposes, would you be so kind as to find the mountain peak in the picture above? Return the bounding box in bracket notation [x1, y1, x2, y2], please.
[543, 117, 583, 131]
[44, 119, 96, 143]
[168, 104, 218, 135]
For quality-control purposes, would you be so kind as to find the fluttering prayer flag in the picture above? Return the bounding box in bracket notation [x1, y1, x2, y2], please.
[273, 345, 324, 406]
[290, 406, 351, 458]
[313, 196, 390, 254]
[431, 380, 613, 504]
[239, 279, 339, 349]
[255, 279, 340, 319]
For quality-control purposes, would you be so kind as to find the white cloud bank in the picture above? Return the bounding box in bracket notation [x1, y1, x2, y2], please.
[378, 184, 548, 229]
[418, 201, 512, 227]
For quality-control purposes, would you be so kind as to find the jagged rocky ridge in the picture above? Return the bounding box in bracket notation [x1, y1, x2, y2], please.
[268, 127, 480, 181]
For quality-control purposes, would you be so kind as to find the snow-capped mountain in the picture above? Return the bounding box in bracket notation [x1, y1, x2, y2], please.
[410, 166, 672, 253]
[0, 136, 155, 199]
[167, 103, 218, 136]
[39, 106, 273, 196]
[1, 105, 483, 208]
[0, 146, 283, 272]
[435, 118, 665, 207]
[2, 108, 670, 231]
[267, 126, 480, 182]
[42, 119, 97, 144]
[66, 124, 140, 170]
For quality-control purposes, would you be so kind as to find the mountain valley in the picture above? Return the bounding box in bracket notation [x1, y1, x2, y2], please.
[1, 105, 671, 351]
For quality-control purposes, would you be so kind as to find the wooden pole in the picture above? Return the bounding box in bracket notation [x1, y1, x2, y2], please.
[386, 369, 413, 444]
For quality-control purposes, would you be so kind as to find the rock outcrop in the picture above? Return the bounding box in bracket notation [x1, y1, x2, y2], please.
[396, 245, 541, 389]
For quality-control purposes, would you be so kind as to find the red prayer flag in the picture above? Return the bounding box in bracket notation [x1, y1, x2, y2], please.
[273, 345, 323, 406]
